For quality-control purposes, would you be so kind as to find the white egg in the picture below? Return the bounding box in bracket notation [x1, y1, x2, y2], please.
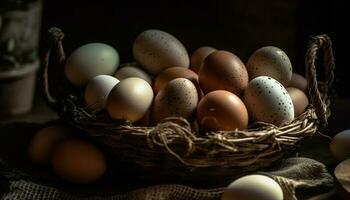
[246, 46, 292, 86]
[114, 66, 153, 85]
[107, 77, 154, 122]
[330, 130, 350, 161]
[84, 75, 119, 111]
[65, 43, 120, 86]
[244, 76, 294, 126]
[222, 174, 283, 200]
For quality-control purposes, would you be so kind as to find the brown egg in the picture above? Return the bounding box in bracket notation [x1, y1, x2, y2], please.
[286, 87, 309, 117]
[288, 73, 308, 93]
[190, 46, 217, 73]
[28, 125, 68, 165]
[151, 78, 198, 125]
[330, 130, 350, 161]
[133, 29, 189, 75]
[51, 139, 106, 184]
[197, 90, 248, 131]
[199, 50, 248, 96]
[154, 67, 202, 100]
[246, 46, 292, 87]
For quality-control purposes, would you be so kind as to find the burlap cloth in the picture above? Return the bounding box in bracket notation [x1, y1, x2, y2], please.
[0, 157, 333, 200]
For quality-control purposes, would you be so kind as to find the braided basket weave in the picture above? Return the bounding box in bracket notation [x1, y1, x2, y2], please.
[42, 27, 335, 182]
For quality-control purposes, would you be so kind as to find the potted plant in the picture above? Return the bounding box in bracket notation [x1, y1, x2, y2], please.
[0, 0, 42, 116]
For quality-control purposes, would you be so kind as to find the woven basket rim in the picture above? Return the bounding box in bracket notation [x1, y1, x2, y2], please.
[41, 27, 335, 179]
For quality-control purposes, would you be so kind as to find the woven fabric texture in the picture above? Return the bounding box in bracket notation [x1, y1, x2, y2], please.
[1, 157, 333, 200]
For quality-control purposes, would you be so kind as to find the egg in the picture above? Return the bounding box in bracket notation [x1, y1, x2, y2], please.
[65, 43, 119, 86]
[199, 50, 248, 96]
[28, 125, 68, 165]
[84, 75, 120, 111]
[334, 159, 350, 199]
[114, 65, 153, 85]
[330, 130, 350, 161]
[151, 78, 198, 124]
[197, 90, 248, 131]
[154, 66, 199, 95]
[244, 76, 294, 126]
[222, 174, 283, 200]
[246, 46, 292, 86]
[286, 87, 309, 117]
[133, 29, 190, 75]
[190, 46, 217, 73]
[51, 138, 106, 184]
[288, 73, 308, 93]
[107, 77, 153, 122]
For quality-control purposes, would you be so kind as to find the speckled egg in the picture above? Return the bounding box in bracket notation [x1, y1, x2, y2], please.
[114, 65, 153, 85]
[244, 76, 294, 126]
[199, 50, 248, 96]
[246, 46, 292, 86]
[151, 78, 198, 124]
[65, 43, 119, 86]
[133, 29, 190, 75]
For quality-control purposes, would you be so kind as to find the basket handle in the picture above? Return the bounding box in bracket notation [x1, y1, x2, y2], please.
[42, 27, 66, 107]
[305, 34, 335, 128]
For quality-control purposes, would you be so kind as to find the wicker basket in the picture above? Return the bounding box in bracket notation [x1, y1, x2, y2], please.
[42, 27, 335, 182]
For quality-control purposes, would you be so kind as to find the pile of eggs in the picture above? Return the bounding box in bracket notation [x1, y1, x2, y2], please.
[29, 125, 106, 184]
[64, 29, 310, 132]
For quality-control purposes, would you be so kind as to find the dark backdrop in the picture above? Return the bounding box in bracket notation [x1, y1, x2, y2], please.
[40, 0, 349, 96]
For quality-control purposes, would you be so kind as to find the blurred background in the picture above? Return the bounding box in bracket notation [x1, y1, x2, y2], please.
[40, 0, 348, 96]
[0, 1, 348, 198]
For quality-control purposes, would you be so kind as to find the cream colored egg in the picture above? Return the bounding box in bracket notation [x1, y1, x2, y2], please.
[51, 139, 106, 184]
[244, 76, 294, 126]
[133, 29, 190, 75]
[65, 43, 120, 86]
[222, 174, 283, 200]
[28, 125, 68, 165]
[246, 46, 292, 86]
[84, 75, 119, 111]
[151, 78, 198, 124]
[114, 65, 153, 85]
[330, 130, 350, 161]
[107, 77, 153, 122]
